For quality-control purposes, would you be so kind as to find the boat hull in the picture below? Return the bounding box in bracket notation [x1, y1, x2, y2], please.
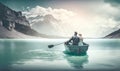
[64, 43, 89, 55]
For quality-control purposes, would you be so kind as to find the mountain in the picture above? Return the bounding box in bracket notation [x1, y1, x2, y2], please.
[0, 2, 64, 38]
[32, 14, 60, 35]
[105, 29, 120, 38]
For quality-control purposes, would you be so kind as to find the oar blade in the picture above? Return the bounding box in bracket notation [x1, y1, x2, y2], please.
[48, 45, 54, 48]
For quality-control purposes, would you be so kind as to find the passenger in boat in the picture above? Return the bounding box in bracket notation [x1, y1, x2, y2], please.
[65, 32, 80, 45]
[78, 34, 83, 45]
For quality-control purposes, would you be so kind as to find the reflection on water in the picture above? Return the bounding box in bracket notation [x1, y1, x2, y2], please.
[23, 49, 64, 61]
[64, 55, 88, 69]
[0, 39, 120, 71]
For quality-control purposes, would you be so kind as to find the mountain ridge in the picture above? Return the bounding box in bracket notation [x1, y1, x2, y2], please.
[105, 29, 120, 38]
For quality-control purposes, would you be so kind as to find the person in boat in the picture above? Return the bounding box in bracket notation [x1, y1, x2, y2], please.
[65, 32, 80, 45]
[78, 34, 83, 45]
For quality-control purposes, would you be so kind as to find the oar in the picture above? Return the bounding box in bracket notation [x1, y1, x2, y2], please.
[48, 42, 66, 48]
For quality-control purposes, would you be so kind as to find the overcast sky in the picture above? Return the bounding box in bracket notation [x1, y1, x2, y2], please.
[0, 0, 120, 37]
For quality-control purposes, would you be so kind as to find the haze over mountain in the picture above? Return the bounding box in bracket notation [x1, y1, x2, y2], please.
[31, 14, 60, 36]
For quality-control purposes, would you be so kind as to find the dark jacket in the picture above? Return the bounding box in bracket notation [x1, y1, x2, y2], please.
[68, 35, 80, 45]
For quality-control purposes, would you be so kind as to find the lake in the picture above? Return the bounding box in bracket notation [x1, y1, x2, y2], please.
[0, 39, 120, 71]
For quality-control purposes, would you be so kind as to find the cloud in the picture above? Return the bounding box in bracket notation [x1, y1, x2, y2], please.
[104, 0, 120, 21]
[104, 0, 120, 7]
[95, 3, 120, 35]
[23, 6, 75, 21]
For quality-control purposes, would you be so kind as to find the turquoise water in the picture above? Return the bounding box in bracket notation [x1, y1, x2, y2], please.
[0, 39, 120, 71]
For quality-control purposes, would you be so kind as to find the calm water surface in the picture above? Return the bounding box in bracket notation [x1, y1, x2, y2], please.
[0, 39, 120, 71]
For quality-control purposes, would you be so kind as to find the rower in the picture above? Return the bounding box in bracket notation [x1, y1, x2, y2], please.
[65, 32, 80, 45]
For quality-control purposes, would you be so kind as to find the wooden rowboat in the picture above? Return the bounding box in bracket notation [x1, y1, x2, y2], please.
[64, 42, 89, 55]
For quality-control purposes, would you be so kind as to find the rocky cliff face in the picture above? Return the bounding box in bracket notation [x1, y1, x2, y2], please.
[105, 29, 120, 38]
[0, 2, 30, 31]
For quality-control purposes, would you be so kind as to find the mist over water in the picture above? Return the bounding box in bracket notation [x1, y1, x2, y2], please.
[0, 39, 120, 71]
